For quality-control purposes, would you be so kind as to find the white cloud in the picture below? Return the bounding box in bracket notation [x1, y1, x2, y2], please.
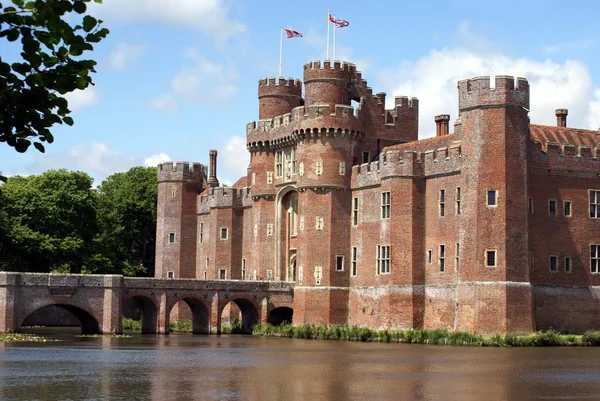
[543, 39, 595, 54]
[63, 87, 99, 111]
[218, 135, 248, 184]
[144, 153, 171, 167]
[148, 94, 178, 114]
[107, 42, 147, 70]
[91, 0, 245, 44]
[378, 24, 599, 138]
[150, 49, 238, 112]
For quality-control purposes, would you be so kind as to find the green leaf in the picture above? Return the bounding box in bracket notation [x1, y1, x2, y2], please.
[25, 1, 36, 10]
[15, 139, 31, 153]
[7, 29, 20, 42]
[63, 116, 74, 126]
[73, 1, 87, 14]
[82, 15, 97, 33]
[33, 142, 45, 153]
[12, 0, 25, 6]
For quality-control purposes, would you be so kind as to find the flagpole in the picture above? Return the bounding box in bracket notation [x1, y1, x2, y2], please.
[326, 7, 330, 60]
[278, 27, 283, 77]
[333, 21, 336, 60]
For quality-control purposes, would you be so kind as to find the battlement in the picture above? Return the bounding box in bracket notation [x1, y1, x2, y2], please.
[258, 77, 303, 97]
[157, 161, 206, 183]
[246, 103, 363, 150]
[197, 186, 252, 214]
[458, 75, 529, 111]
[530, 141, 600, 173]
[395, 96, 419, 109]
[303, 60, 357, 82]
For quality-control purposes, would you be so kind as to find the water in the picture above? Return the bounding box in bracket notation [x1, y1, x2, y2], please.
[0, 333, 599, 400]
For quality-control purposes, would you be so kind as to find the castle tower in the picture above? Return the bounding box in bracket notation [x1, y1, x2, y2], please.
[291, 61, 364, 326]
[456, 76, 534, 333]
[155, 162, 205, 279]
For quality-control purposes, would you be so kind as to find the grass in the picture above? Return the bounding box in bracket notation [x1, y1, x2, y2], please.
[0, 333, 57, 342]
[122, 317, 142, 332]
[252, 324, 600, 347]
[221, 318, 243, 334]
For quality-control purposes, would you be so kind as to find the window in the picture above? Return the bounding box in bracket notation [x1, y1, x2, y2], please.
[275, 152, 283, 177]
[591, 245, 600, 273]
[381, 192, 391, 219]
[242, 259, 246, 280]
[439, 189, 445, 217]
[352, 197, 359, 225]
[169, 233, 175, 243]
[487, 190, 497, 207]
[299, 162, 304, 176]
[456, 187, 461, 215]
[254, 224, 258, 237]
[203, 271, 207, 280]
[548, 199, 557, 216]
[529, 252, 534, 271]
[267, 171, 273, 184]
[266, 269, 273, 281]
[529, 198, 534, 214]
[427, 249, 432, 265]
[299, 216, 304, 231]
[219, 269, 226, 280]
[351, 247, 358, 276]
[171, 190, 176, 197]
[314, 266, 322, 285]
[549, 255, 558, 273]
[298, 266, 303, 284]
[564, 256, 572, 273]
[377, 245, 391, 274]
[252, 269, 257, 280]
[563, 201, 572, 217]
[486, 250, 497, 267]
[362, 151, 370, 164]
[252, 173, 256, 186]
[336, 255, 344, 271]
[266, 224, 273, 236]
[315, 161, 323, 175]
[590, 190, 600, 218]
[339, 162, 346, 176]
[220, 227, 228, 240]
[167, 271, 174, 279]
[455, 243, 460, 270]
[291, 148, 297, 175]
[315, 216, 324, 230]
[439, 245, 445, 272]
[199, 223, 203, 244]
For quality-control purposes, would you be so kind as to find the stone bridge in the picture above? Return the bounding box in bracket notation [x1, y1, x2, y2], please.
[0, 272, 294, 335]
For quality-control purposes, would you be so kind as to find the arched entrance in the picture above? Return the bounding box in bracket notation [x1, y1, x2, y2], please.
[168, 298, 210, 334]
[220, 298, 260, 334]
[268, 307, 293, 326]
[275, 186, 298, 281]
[21, 304, 100, 334]
[124, 296, 158, 334]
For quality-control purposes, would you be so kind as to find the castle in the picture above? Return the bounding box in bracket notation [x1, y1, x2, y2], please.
[155, 60, 600, 334]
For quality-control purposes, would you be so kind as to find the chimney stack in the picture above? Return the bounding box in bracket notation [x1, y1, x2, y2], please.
[208, 149, 219, 188]
[435, 114, 450, 136]
[555, 109, 568, 127]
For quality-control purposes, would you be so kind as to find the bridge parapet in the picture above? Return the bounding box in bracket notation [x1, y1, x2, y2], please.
[123, 277, 294, 293]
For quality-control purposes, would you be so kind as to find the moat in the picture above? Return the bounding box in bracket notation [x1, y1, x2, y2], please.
[1, 333, 600, 400]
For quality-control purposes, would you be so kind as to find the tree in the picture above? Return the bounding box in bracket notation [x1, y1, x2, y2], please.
[96, 167, 158, 277]
[0, 169, 99, 273]
[0, 0, 109, 166]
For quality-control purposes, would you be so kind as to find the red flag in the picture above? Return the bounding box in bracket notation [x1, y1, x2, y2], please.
[283, 28, 303, 38]
[329, 13, 350, 28]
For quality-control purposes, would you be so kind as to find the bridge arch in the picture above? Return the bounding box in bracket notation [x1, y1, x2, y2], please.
[218, 295, 261, 334]
[21, 303, 100, 334]
[167, 297, 211, 334]
[267, 306, 293, 325]
[123, 295, 159, 334]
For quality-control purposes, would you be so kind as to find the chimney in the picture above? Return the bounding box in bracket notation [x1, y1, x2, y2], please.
[208, 149, 219, 188]
[555, 109, 568, 127]
[435, 114, 450, 136]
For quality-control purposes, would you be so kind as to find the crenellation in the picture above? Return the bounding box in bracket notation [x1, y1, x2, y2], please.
[157, 161, 205, 183]
[458, 75, 530, 111]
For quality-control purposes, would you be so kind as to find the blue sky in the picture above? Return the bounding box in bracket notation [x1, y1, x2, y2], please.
[2, 0, 599, 185]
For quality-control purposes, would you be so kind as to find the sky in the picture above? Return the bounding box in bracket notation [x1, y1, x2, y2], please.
[2, 0, 600, 186]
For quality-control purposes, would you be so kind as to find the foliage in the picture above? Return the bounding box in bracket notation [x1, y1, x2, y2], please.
[222, 318, 243, 334]
[122, 317, 141, 332]
[0, 0, 109, 163]
[95, 166, 157, 276]
[0, 169, 99, 273]
[252, 324, 594, 347]
[169, 319, 193, 333]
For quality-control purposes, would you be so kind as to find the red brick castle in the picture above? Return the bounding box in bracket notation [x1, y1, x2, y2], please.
[155, 60, 600, 334]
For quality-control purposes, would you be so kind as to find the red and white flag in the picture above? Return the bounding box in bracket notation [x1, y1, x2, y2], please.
[328, 14, 350, 28]
[283, 28, 303, 38]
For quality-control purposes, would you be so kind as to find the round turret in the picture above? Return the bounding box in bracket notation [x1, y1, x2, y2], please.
[258, 77, 303, 120]
[303, 61, 356, 107]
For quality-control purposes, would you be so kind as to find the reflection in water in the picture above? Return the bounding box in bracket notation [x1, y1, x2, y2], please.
[0, 334, 599, 400]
